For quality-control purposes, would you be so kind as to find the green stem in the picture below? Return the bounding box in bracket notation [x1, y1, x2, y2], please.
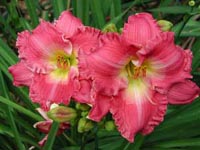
[43, 122, 60, 150]
[175, 15, 191, 42]
[94, 125, 99, 150]
[123, 134, 145, 150]
[0, 96, 43, 121]
[63, 133, 77, 145]
[132, 134, 145, 150]
[80, 133, 85, 150]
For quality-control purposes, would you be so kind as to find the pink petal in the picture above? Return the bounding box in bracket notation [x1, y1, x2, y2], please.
[122, 13, 161, 46]
[110, 81, 167, 142]
[87, 33, 137, 95]
[72, 27, 102, 54]
[55, 11, 83, 38]
[74, 27, 102, 80]
[36, 108, 50, 120]
[17, 21, 72, 74]
[168, 80, 200, 104]
[73, 79, 94, 104]
[34, 120, 52, 134]
[57, 122, 70, 135]
[30, 68, 79, 110]
[144, 32, 192, 89]
[8, 62, 33, 86]
[38, 135, 48, 147]
[88, 94, 112, 122]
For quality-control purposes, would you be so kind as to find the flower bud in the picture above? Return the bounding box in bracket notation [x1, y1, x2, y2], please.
[105, 121, 115, 131]
[34, 120, 52, 134]
[189, 0, 195, 6]
[102, 23, 118, 33]
[47, 106, 77, 123]
[75, 103, 90, 111]
[157, 20, 173, 31]
[81, 111, 88, 117]
[78, 118, 94, 133]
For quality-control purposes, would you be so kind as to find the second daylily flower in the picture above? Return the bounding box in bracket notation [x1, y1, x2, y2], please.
[86, 13, 199, 142]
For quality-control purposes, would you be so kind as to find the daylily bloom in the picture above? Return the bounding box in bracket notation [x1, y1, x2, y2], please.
[9, 11, 101, 109]
[86, 13, 199, 142]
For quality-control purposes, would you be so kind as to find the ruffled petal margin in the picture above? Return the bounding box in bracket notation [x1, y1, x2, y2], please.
[72, 27, 102, 54]
[30, 68, 79, 110]
[73, 79, 94, 104]
[17, 21, 72, 74]
[110, 80, 167, 142]
[143, 32, 192, 90]
[8, 62, 33, 86]
[122, 13, 161, 46]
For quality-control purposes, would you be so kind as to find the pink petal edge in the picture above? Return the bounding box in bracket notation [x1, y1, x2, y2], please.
[122, 13, 161, 46]
[55, 11, 83, 38]
[168, 80, 200, 105]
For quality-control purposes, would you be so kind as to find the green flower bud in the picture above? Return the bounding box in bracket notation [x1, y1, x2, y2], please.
[75, 103, 90, 111]
[78, 118, 94, 133]
[157, 20, 173, 31]
[47, 106, 77, 123]
[81, 111, 88, 117]
[102, 23, 118, 33]
[189, 0, 195, 7]
[105, 121, 115, 131]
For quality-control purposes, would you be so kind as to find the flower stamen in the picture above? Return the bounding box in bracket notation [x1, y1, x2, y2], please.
[133, 66, 147, 79]
[56, 55, 70, 70]
[126, 62, 147, 79]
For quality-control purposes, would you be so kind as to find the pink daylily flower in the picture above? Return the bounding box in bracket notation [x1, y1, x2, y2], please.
[87, 13, 199, 142]
[9, 11, 101, 109]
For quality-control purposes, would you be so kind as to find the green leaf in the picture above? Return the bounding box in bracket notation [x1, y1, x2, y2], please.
[153, 138, 200, 148]
[90, 0, 106, 28]
[0, 38, 18, 65]
[25, 0, 39, 27]
[0, 124, 14, 137]
[0, 96, 43, 121]
[0, 71, 25, 150]
[51, 0, 66, 18]
[149, 6, 196, 14]
[43, 122, 60, 150]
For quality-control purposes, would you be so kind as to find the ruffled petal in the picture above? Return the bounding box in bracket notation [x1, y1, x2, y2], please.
[55, 11, 83, 38]
[88, 94, 112, 122]
[30, 67, 79, 110]
[143, 32, 192, 89]
[87, 33, 138, 95]
[73, 79, 94, 104]
[8, 62, 33, 86]
[110, 79, 167, 142]
[122, 13, 161, 46]
[17, 21, 72, 73]
[74, 27, 102, 81]
[72, 27, 102, 54]
[168, 80, 200, 104]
